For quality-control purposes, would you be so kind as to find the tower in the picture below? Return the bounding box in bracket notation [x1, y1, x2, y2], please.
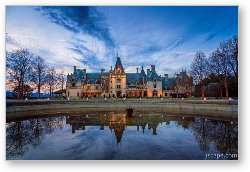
[109, 54, 126, 98]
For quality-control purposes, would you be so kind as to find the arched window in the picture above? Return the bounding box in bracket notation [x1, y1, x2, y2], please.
[153, 78, 157, 82]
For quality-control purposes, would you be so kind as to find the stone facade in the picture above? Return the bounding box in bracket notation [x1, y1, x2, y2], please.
[66, 55, 194, 98]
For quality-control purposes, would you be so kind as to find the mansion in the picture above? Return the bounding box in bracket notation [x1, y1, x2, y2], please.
[66, 55, 195, 98]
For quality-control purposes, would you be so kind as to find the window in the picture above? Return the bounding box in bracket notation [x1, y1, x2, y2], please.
[96, 86, 99, 90]
[72, 83, 75, 87]
[117, 85, 121, 89]
[87, 86, 90, 90]
[77, 92, 79, 97]
[68, 92, 70, 96]
[154, 84, 157, 88]
[165, 93, 168, 96]
[117, 78, 121, 83]
[153, 78, 157, 82]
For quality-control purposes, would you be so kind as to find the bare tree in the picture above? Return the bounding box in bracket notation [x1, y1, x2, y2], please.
[207, 36, 238, 99]
[32, 56, 47, 99]
[58, 71, 65, 93]
[190, 51, 208, 98]
[227, 36, 238, 78]
[6, 49, 33, 99]
[219, 40, 235, 99]
[208, 49, 225, 98]
[47, 67, 55, 97]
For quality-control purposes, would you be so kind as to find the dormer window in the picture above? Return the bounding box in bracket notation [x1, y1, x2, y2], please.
[153, 78, 157, 82]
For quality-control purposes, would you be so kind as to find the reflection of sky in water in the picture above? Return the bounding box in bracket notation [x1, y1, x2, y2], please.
[6, 115, 238, 160]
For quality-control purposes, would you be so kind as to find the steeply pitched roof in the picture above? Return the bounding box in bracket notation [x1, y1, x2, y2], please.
[126, 73, 138, 86]
[85, 73, 101, 84]
[147, 70, 161, 81]
[162, 77, 176, 90]
[67, 68, 103, 84]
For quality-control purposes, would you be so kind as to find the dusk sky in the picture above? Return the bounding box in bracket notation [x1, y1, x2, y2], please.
[6, 6, 238, 76]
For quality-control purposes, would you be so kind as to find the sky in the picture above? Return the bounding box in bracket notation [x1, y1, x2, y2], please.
[6, 6, 238, 76]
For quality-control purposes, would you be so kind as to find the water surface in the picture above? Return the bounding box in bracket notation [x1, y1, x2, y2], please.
[6, 112, 238, 160]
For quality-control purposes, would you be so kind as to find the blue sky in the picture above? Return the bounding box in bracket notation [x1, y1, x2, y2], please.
[6, 6, 238, 76]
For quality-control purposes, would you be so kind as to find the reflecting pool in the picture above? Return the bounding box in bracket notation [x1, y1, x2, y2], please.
[6, 113, 238, 160]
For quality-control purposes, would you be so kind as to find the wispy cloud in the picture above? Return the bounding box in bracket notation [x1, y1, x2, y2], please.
[6, 6, 238, 76]
[35, 6, 115, 48]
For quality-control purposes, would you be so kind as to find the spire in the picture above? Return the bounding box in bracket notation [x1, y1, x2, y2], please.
[115, 53, 124, 71]
[140, 65, 146, 76]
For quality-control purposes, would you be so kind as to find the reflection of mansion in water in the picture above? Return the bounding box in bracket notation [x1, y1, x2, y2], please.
[66, 114, 189, 144]
[66, 54, 195, 98]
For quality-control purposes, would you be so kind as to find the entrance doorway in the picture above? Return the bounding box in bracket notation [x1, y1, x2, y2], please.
[117, 91, 122, 98]
[153, 90, 158, 97]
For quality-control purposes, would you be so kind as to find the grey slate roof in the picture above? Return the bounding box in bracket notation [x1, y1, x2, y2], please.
[67, 69, 103, 84]
[85, 73, 101, 84]
[162, 77, 176, 90]
[147, 70, 161, 81]
[126, 73, 138, 86]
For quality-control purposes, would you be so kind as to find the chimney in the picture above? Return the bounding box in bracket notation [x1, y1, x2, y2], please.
[164, 74, 168, 80]
[83, 69, 86, 79]
[74, 66, 76, 72]
[101, 69, 105, 74]
[147, 69, 150, 75]
[136, 67, 138, 74]
[151, 65, 155, 71]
